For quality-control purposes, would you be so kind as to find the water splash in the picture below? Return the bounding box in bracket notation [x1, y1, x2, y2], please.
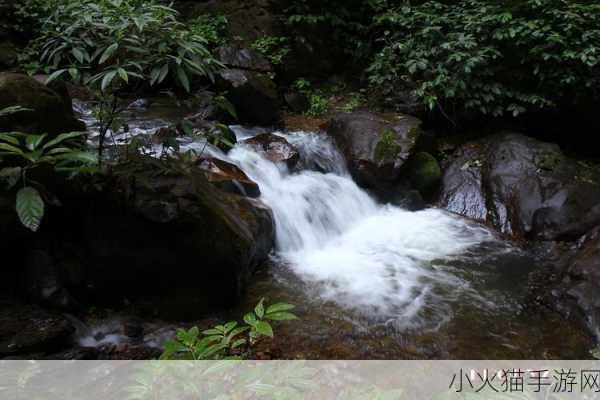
[228, 130, 495, 330]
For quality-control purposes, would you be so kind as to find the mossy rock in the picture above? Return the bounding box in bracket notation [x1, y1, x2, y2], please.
[407, 152, 442, 196]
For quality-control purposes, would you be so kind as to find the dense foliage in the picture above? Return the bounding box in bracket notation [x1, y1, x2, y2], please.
[26, 0, 221, 92]
[369, 0, 600, 117]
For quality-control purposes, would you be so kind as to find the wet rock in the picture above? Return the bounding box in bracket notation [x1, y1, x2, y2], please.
[0, 305, 74, 356]
[242, 133, 300, 170]
[0, 73, 85, 136]
[217, 46, 272, 73]
[405, 152, 442, 198]
[563, 227, 600, 335]
[439, 132, 600, 239]
[197, 156, 261, 197]
[69, 154, 275, 317]
[217, 68, 281, 126]
[327, 111, 423, 191]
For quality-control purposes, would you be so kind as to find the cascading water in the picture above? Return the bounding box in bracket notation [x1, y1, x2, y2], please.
[227, 128, 495, 331]
[75, 102, 593, 358]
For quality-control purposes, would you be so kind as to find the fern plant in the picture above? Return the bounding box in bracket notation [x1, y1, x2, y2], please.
[0, 109, 97, 232]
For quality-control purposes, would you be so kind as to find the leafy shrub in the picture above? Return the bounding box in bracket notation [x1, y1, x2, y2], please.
[251, 36, 291, 66]
[369, 0, 600, 118]
[188, 14, 230, 48]
[161, 299, 297, 360]
[0, 107, 97, 231]
[24, 0, 224, 163]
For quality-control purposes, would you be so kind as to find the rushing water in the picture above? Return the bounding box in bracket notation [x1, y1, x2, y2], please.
[75, 100, 593, 359]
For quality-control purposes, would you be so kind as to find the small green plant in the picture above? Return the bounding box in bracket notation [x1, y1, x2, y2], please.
[251, 36, 291, 66]
[292, 79, 330, 117]
[160, 299, 297, 360]
[307, 93, 329, 117]
[0, 108, 97, 231]
[341, 92, 365, 112]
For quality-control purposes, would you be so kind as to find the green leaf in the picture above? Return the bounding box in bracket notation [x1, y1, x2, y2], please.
[0, 143, 25, 155]
[118, 68, 129, 83]
[0, 133, 21, 146]
[101, 70, 118, 91]
[264, 312, 297, 321]
[254, 321, 273, 337]
[16, 187, 45, 232]
[25, 134, 47, 151]
[99, 43, 119, 64]
[46, 69, 68, 84]
[72, 48, 85, 63]
[0, 106, 32, 118]
[43, 131, 86, 150]
[266, 303, 295, 314]
[243, 312, 258, 327]
[254, 298, 265, 319]
[176, 66, 190, 92]
[56, 151, 98, 164]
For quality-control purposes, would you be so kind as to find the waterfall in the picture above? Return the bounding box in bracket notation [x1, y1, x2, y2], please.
[227, 128, 494, 330]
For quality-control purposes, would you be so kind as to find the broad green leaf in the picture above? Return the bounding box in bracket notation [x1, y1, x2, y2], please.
[243, 312, 258, 327]
[0, 133, 21, 146]
[254, 321, 273, 337]
[266, 303, 296, 314]
[56, 151, 98, 164]
[16, 187, 45, 232]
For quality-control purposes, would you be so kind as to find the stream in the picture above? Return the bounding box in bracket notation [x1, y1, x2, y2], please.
[73, 99, 593, 359]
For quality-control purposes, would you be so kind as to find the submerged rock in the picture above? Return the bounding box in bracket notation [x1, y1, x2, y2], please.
[197, 156, 261, 197]
[242, 133, 300, 170]
[0, 73, 85, 136]
[439, 132, 600, 239]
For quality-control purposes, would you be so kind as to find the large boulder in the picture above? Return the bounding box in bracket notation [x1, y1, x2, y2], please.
[0, 73, 85, 136]
[216, 47, 281, 126]
[327, 111, 424, 194]
[242, 133, 300, 170]
[439, 132, 600, 239]
[62, 155, 275, 317]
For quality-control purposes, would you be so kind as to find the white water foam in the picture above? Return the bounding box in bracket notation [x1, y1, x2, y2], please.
[228, 129, 494, 330]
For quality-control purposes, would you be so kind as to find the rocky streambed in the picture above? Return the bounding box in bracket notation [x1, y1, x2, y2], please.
[1, 72, 600, 360]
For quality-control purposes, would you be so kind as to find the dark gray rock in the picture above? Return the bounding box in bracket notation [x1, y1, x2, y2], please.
[327, 111, 423, 190]
[439, 132, 600, 239]
[0, 73, 85, 136]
